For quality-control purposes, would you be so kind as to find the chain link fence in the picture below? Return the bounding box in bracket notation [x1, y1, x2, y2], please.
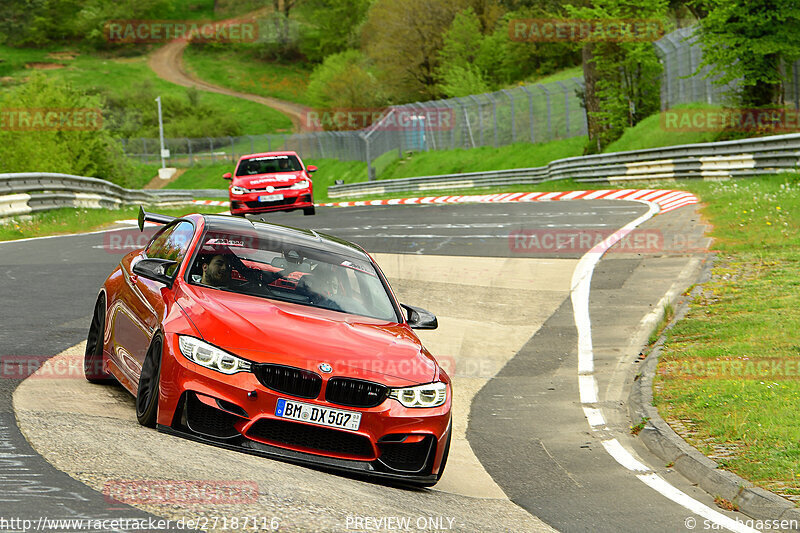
[120, 25, 800, 180]
[120, 77, 588, 179]
[654, 25, 800, 110]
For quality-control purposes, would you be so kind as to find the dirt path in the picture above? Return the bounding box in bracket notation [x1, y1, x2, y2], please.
[143, 167, 187, 189]
[147, 9, 314, 133]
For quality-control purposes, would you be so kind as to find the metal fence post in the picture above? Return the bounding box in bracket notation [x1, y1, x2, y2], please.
[537, 85, 552, 140]
[468, 95, 483, 146]
[363, 134, 375, 181]
[555, 81, 570, 137]
[502, 89, 515, 143]
[487, 93, 498, 147]
[519, 85, 535, 143]
[795, 61, 799, 110]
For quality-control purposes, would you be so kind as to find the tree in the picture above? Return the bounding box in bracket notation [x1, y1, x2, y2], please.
[567, 0, 667, 151]
[306, 50, 387, 110]
[298, 0, 371, 62]
[695, 0, 800, 107]
[362, 0, 468, 101]
[0, 75, 133, 185]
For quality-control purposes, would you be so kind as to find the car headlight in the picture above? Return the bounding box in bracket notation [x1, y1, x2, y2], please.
[230, 186, 248, 195]
[289, 180, 309, 190]
[178, 336, 251, 374]
[388, 382, 447, 408]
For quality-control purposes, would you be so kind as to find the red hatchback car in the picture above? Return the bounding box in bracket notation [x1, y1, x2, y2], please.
[225, 151, 317, 217]
[84, 209, 451, 486]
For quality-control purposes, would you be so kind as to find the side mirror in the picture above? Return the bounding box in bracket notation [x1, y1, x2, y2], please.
[223, 172, 232, 180]
[133, 258, 178, 287]
[400, 303, 438, 330]
[306, 165, 318, 173]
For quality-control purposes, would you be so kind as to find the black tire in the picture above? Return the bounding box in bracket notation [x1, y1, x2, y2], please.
[303, 206, 316, 216]
[136, 335, 162, 427]
[84, 294, 114, 384]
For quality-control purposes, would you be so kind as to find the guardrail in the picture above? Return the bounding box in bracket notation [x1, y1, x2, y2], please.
[0, 173, 193, 219]
[327, 133, 800, 198]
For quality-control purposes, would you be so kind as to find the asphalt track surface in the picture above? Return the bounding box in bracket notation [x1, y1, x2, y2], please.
[0, 201, 756, 532]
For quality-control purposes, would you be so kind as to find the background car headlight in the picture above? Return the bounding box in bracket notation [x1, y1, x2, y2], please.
[388, 382, 447, 408]
[289, 180, 309, 190]
[178, 336, 251, 374]
[230, 186, 248, 195]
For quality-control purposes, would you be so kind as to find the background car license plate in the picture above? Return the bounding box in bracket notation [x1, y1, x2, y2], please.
[258, 194, 284, 202]
[275, 398, 361, 431]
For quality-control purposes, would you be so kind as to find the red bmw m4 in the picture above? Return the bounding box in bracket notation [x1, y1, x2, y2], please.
[84, 208, 451, 486]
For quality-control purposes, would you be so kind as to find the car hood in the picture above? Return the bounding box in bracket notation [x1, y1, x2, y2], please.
[176, 284, 437, 386]
[234, 172, 305, 189]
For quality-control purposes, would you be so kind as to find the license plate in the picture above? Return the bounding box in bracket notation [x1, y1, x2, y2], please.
[275, 398, 361, 431]
[258, 194, 284, 202]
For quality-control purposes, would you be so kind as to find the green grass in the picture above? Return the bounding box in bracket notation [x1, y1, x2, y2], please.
[653, 174, 800, 496]
[605, 103, 726, 153]
[0, 46, 61, 78]
[0, 203, 224, 242]
[128, 162, 164, 189]
[183, 45, 314, 106]
[378, 138, 586, 180]
[518, 66, 584, 86]
[0, 46, 293, 135]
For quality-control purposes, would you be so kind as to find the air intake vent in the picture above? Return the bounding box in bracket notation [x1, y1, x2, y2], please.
[325, 377, 388, 408]
[252, 364, 322, 399]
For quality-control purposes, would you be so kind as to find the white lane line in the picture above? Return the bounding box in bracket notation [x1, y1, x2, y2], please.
[601, 439, 650, 472]
[582, 407, 606, 428]
[578, 375, 598, 404]
[637, 474, 759, 533]
[571, 200, 750, 532]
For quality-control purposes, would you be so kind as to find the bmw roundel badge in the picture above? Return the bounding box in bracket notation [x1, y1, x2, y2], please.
[318, 363, 332, 373]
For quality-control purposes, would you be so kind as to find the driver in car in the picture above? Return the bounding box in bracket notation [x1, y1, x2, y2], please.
[200, 254, 232, 288]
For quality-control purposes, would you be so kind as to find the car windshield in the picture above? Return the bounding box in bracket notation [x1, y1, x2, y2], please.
[236, 155, 303, 176]
[187, 228, 398, 322]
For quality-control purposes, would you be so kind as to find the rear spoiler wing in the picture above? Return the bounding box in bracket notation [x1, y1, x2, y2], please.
[138, 206, 176, 232]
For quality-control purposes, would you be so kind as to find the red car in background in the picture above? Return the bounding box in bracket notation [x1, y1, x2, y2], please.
[225, 151, 317, 217]
[83, 208, 451, 486]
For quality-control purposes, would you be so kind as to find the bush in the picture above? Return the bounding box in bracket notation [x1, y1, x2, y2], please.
[306, 50, 387, 110]
[98, 79, 243, 138]
[0, 74, 135, 186]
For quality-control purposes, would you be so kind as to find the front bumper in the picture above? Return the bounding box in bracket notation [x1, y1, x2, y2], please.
[229, 188, 313, 215]
[157, 335, 451, 485]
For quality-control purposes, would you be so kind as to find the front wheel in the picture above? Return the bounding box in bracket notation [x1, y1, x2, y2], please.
[303, 206, 316, 216]
[84, 294, 114, 384]
[136, 335, 162, 427]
